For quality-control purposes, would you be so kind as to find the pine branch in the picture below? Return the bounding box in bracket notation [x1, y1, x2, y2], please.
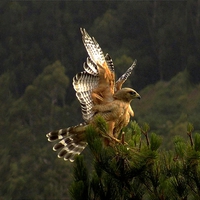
[69, 121, 200, 200]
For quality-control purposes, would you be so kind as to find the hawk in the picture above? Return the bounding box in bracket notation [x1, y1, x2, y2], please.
[46, 28, 141, 162]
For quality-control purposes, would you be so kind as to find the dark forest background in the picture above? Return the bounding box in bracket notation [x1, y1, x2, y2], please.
[0, 1, 200, 199]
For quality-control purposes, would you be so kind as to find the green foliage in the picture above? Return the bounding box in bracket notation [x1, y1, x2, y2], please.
[69, 156, 89, 200]
[150, 132, 162, 151]
[85, 125, 104, 160]
[70, 121, 200, 200]
[194, 134, 200, 152]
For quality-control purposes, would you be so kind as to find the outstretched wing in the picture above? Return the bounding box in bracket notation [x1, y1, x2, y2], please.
[73, 28, 136, 122]
[73, 28, 116, 122]
[80, 28, 115, 103]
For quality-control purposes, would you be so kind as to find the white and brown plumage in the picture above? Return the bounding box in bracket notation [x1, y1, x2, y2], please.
[46, 28, 141, 162]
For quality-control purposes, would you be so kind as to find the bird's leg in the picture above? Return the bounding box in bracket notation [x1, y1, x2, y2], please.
[105, 121, 122, 144]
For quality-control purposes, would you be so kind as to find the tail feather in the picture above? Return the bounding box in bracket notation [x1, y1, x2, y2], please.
[46, 123, 88, 162]
[46, 128, 70, 141]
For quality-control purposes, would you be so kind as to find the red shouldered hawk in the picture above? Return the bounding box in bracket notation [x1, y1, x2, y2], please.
[46, 28, 141, 162]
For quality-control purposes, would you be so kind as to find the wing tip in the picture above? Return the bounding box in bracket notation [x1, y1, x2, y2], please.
[80, 27, 84, 34]
[132, 59, 137, 67]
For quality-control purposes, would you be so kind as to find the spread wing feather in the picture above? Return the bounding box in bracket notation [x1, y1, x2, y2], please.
[115, 60, 137, 91]
[73, 28, 115, 121]
[73, 71, 98, 122]
[83, 57, 98, 76]
[105, 53, 115, 73]
[80, 28, 105, 66]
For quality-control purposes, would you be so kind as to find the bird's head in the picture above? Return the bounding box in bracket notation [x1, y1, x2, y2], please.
[113, 88, 141, 103]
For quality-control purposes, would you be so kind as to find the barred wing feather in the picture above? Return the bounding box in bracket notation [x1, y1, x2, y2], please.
[80, 28, 105, 66]
[73, 71, 98, 122]
[105, 53, 115, 73]
[83, 57, 98, 76]
[115, 59, 137, 91]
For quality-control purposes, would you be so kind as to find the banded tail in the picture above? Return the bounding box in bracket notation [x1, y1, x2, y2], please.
[46, 123, 88, 162]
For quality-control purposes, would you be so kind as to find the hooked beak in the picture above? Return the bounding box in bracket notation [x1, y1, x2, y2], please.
[136, 93, 141, 100]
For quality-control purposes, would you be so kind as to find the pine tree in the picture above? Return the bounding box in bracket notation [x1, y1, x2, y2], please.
[69, 119, 200, 200]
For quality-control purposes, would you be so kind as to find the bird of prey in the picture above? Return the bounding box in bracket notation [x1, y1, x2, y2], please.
[46, 28, 141, 162]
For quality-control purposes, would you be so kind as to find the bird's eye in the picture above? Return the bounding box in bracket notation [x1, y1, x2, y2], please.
[129, 91, 136, 95]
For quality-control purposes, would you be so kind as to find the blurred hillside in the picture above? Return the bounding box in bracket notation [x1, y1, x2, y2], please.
[134, 70, 200, 148]
[0, 1, 200, 199]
